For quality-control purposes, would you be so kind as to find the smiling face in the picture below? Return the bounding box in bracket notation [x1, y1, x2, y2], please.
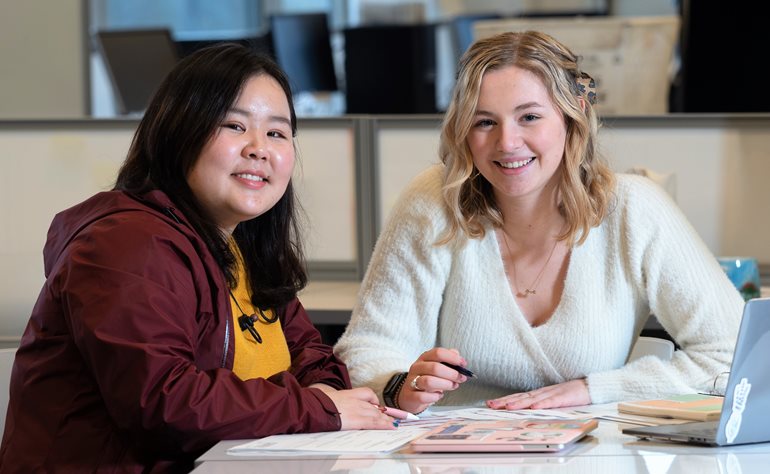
[467, 65, 567, 205]
[187, 74, 295, 234]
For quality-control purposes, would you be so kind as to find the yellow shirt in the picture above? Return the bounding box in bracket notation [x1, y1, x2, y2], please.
[229, 251, 291, 381]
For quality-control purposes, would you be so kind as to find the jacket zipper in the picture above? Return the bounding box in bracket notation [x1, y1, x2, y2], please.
[163, 207, 182, 224]
[165, 206, 230, 368]
[221, 314, 230, 368]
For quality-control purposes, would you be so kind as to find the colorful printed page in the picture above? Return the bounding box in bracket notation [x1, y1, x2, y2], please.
[411, 418, 598, 452]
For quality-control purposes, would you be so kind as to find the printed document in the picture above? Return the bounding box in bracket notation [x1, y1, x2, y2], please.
[227, 426, 426, 455]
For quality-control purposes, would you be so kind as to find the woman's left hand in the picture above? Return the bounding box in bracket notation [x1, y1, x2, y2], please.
[485, 378, 590, 410]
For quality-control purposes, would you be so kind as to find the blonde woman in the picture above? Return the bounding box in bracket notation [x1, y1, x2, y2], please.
[335, 31, 743, 415]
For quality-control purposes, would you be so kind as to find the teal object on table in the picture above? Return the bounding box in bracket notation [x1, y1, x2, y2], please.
[718, 257, 761, 301]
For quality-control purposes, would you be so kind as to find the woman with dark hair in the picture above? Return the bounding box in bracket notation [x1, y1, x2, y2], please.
[0, 43, 393, 473]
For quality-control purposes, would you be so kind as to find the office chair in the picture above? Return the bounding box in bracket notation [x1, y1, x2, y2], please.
[628, 336, 676, 362]
[96, 29, 180, 115]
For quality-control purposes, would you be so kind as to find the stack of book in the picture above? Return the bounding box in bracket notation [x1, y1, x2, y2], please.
[617, 393, 723, 422]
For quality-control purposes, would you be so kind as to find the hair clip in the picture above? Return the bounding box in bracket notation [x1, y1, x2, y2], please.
[576, 72, 597, 105]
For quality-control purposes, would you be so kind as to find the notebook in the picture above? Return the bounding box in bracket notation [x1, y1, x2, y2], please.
[410, 418, 598, 453]
[618, 393, 723, 421]
[623, 297, 770, 446]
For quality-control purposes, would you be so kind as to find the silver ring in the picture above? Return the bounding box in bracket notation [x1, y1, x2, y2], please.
[410, 375, 424, 391]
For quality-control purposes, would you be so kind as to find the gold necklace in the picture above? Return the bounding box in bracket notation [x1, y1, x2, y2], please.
[501, 229, 560, 297]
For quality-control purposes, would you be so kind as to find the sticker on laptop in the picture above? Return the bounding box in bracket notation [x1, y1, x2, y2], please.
[725, 378, 751, 443]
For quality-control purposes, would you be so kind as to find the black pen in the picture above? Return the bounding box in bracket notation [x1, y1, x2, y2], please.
[441, 362, 476, 378]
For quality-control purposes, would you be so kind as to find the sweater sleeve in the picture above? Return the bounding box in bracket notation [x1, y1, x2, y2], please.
[587, 175, 744, 403]
[334, 166, 453, 401]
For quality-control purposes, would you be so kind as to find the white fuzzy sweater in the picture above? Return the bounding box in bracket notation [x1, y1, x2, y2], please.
[334, 165, 744, 405]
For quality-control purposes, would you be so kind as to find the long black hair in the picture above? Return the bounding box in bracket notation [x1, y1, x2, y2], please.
[114, 43, 306, 311]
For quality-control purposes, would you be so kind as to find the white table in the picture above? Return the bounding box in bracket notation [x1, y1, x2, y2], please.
[193, 287, 770, 472]
[192, 420, 770, 473]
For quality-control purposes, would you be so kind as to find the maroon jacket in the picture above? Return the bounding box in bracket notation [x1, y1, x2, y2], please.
[0, 190, 349, 473]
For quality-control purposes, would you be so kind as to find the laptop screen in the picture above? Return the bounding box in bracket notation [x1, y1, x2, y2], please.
[715, 297, 770, 445]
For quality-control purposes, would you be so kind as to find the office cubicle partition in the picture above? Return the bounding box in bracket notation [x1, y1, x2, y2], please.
[3, 115, 770, 341]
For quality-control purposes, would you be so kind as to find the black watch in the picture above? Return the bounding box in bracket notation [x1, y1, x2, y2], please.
[382, 372, 408, 408]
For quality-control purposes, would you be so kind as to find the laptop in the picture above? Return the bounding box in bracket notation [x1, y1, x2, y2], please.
[410, 418, 598, 453]
[623, 297, 770, 446]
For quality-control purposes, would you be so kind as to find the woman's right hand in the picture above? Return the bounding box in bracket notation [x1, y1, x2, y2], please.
[323, 387, 396, 431]
[398, 347, 469, 414]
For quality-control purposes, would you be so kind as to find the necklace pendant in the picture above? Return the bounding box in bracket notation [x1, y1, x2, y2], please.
[501, 227, 561, 301]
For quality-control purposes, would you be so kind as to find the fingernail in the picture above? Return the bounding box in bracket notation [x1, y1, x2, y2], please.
[393, 420, 400, 427]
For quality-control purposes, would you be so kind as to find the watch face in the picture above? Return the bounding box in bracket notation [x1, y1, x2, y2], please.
[384, 372, 407, 406]
[384, 373, 404, 392]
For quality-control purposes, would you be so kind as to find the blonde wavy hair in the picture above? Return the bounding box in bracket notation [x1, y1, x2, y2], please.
[439, 31, 615, 246]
